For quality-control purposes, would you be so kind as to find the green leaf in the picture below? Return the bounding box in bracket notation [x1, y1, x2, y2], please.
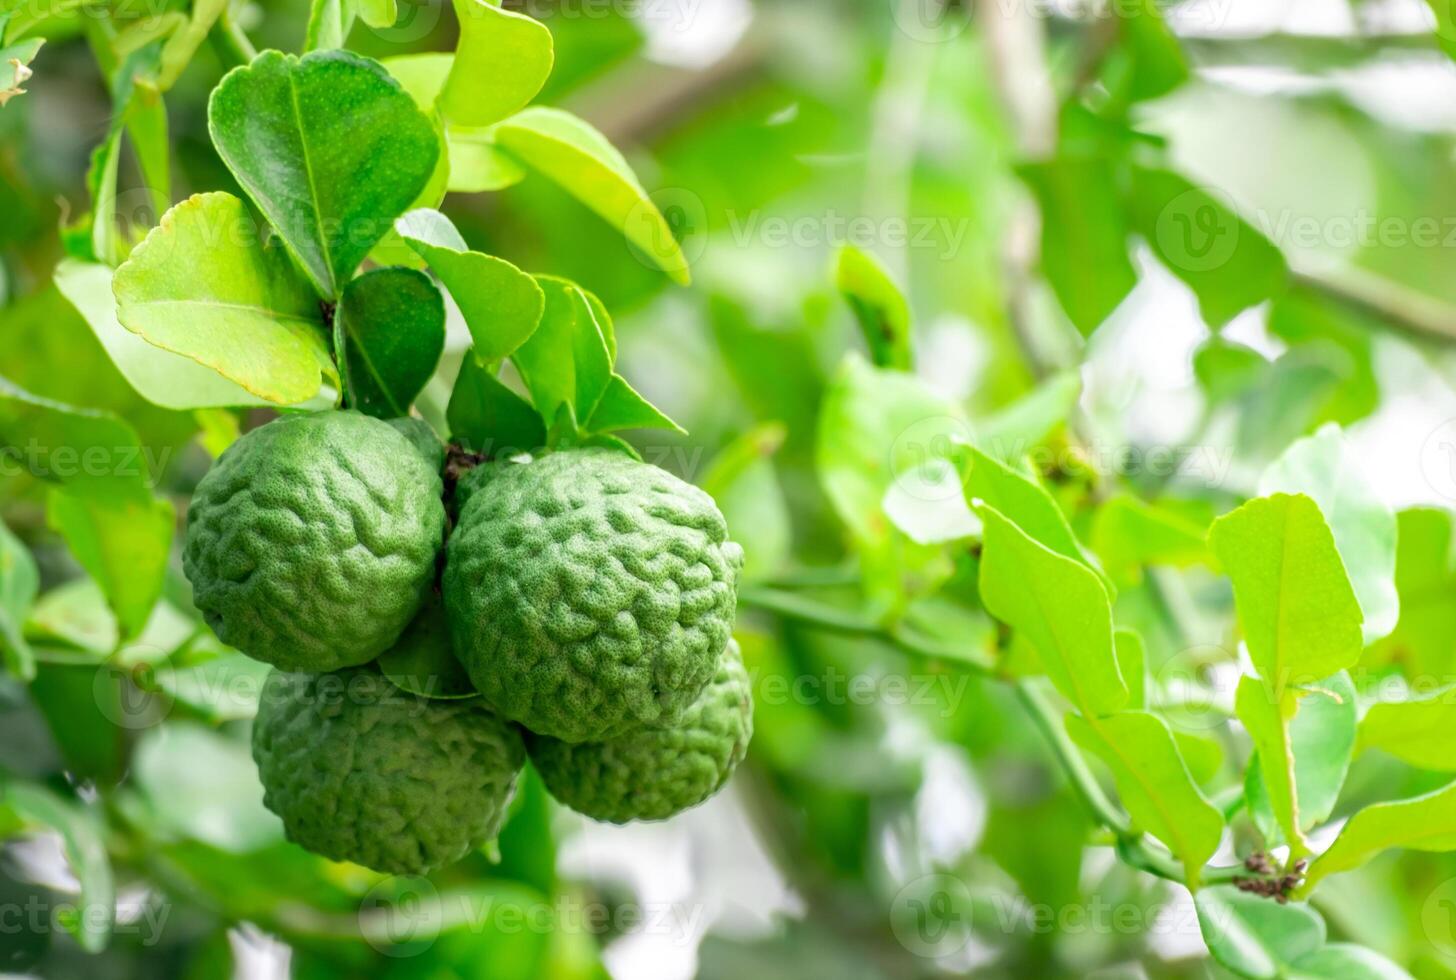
[1292, 944, 1415, 979]
[977, 504, 1126, 717]
[1268, 288, 1380, 426]
[395, 208, 544, 361]
[112, 193, 333, 405]
[335, 267, 445, 418]
[1103, 0, 1187, 104]
[1128, 166, 1287, 328]
[441, 0, 553, 128]
[1244, 670, 1357, 845]
[815, 352, 965, 545]
[1115, 627, 1146, 710]
[446, 354, 545, 454]
[380, 54, 527, 194]
[1018, 155, 1136, 335]
[1194, 885, 1325, 979]
[510, 276, 612, 432]
[47, 488, 174, 643]
[377, 595, 476, 699]
[834, 244, 911, 371]
[583, 374, 684, 435]
[304, 0, 353, 51]
[495, 107, 690, 285]
[975, 371, 1081, 458]
[963, 444, 1086, 567]
[1066, 710, 1224, 881]
[1370, 508, 1456, 678]
[55, 260, 268, 409]
[1304, 779, 1456, 892]
[0, 377, 154, 501]
[1091, 493, 1211, 586]
[1260, 424, 1398, 645]
[2, 781, 115, 952]
[0, 519, 37, 679]
[1359, 684, 1456, 770]
[1209, 493, 1364, 694]
[207, 50, 440, 297]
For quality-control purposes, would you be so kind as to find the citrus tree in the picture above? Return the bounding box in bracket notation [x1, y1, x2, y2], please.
[2, 0, 1456, 976]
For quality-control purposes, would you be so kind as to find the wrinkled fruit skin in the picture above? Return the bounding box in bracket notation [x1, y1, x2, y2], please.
[528, 640, 753, 823]
[252, 666, 524, 875]
[184, 412, 446, 672]
[387, 416, 446, 474]
[444, 449, 743, 743]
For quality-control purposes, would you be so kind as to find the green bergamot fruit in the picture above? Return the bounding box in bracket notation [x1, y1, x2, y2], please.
[184, 411, 446, 672]
[252, 665, 523, 875]
[443, 449, 744, 743]
[527, 640, 753, 823]
[387, 416, 447, 473]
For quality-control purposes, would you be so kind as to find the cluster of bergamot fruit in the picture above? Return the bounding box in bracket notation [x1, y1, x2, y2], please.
[184, 411, 751, 875]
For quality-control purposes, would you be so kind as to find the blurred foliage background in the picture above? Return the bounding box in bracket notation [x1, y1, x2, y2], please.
[4, 0, 1456, 977]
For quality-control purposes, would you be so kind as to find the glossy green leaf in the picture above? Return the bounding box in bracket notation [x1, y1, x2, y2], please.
[1129, 166, 1287, 328]
[816, 352, 965, 545]
[835, 244, 911, 371]
[447, 353, 546, 455]
[1115, 628, 1146, 710]
[112, 193, 333, 405]
[1260, 424, 1398, 645]
[335, 267, 445, 418]
[1067, 710, 1223, 881]
[55, 260, 268, 409]
[510, 276, 611, 430]
[441, 0, 553, 128]
[2, 781, 115, 952]
[1237, 675, 1304, 852]
[47, 488, 174, 643]
[583, 373, 684, 435]
[1359, 684, 1456, 770]
[1018, 155, 1136, 335]
[1209, 493, 1364, 694]
[1091, 493, 1211, 586]
[977, 504, 1126, 717]
[963, 444, 1086, 567]
[1245, 670, 1357, 845]
[495, 107, 690, 284]
[1304, 779, 1456, 892]
[207, 50, 439, 297]
[396, 208, 544, 360]
[1194, 885, 1325, 979]
[1104, 0, 1187, 104]
[0, 519, 37, 679]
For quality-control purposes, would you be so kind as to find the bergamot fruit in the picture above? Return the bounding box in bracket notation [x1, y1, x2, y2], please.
[387, 416, 446, 473]
[443, 449, 744, 742]
[252, 665, 524, 875]
[184, 411, 446, 672]
[527, 640, 753, 823]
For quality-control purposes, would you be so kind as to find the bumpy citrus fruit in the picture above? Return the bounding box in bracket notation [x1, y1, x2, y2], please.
[443, 449, 743, 742]
[252, 665, 524, 875]
[527, 640, 753, 823]
[387, 416, 446, 473]
[184, 411, 446, 672]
